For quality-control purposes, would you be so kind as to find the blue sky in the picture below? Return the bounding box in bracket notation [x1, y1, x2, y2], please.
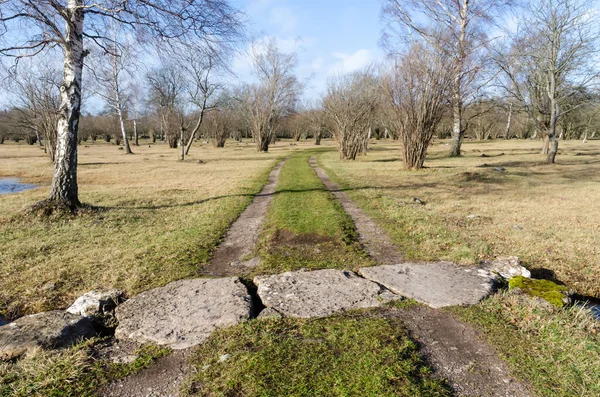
[233, 0, 387, 99]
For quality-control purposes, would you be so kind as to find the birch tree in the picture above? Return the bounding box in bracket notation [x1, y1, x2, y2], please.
[382, 0, 511, 157]
[88, 20, 136, 154]
[178, 54, 221, 158]
[0, 0, 243, 212]
[514, 0, 599, 163]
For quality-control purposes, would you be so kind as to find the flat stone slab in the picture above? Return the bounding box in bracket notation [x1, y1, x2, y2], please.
[115, 277, 252, 349]
[359, 263, 498, 308]
[254, 269, 398, 318]
[0, 311, 97, 360]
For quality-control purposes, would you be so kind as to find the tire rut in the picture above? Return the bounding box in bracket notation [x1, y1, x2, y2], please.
[309, 155, 532, 397]
[202, 158, 286, 277]
[308, 156, 403, 265]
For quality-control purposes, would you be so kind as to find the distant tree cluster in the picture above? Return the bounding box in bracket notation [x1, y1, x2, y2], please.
[0, 0, 599, 210]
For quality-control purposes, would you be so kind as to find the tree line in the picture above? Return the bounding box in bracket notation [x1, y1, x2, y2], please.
[0, 0, 598, 211]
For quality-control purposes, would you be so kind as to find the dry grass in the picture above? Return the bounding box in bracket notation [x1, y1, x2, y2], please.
[319, 139, 600, 298]
[452, 293, 600, 397]
[0, 139, 303, 318]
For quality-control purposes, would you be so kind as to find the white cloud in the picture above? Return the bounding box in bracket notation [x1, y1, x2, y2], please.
[269, 7, 298, 32]
[329, 49, 374, 75]
[231, 35, 304, 81]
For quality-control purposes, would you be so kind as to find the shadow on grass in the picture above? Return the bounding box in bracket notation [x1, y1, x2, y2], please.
[529, 268, 567, 286]
[97, 180, 481, 211]
[79, 162, 127, 166]
[530, 267, 600, 311]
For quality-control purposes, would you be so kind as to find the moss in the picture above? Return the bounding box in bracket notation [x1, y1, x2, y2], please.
[508, 276, 568, 307]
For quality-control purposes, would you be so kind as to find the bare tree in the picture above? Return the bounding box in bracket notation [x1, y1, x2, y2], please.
[88, 19, 137, 154]
[323, 68, 380, 160]
[385, 41, 452, 169]
[306, 107, 327, 145]
[6, 57, 61, 161]
[178, 53, 221, 158]
[129, 81, 143, 146]
[0, 0, 244, 211]
[515, 0, 599, 163]
[246, 38, 302, 152]
[146, 64, 185, 150]
[204, 108, 232, 147]
[382, 0, 511, 157]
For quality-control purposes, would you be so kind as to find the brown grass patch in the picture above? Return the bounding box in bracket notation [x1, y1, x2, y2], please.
[320, 139, 600, 298]
[0, 139, 315, 318]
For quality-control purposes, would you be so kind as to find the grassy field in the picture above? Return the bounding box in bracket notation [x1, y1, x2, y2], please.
[319, 139, 600, 298]
[2, 138, 599, 396]
[185, 311, 450, 397]
[0, 140, 291, 319]
[452, 293, 600, 397]
[253, 151, 373, 275]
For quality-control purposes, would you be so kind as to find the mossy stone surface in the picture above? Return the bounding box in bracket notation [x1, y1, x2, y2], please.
[509, 276, 568, 307]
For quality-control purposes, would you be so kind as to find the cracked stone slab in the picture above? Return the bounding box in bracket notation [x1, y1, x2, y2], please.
[115, 277, 252, 349]
[254, 269, 399, 318]
[359, 263, 498, 308]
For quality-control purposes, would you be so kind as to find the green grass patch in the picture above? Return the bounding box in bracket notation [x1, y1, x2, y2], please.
[184, 313, 451, 397]
[0, 340, 170, 397]
[254, 152, 372, 274]
[452, 294, 600, 397]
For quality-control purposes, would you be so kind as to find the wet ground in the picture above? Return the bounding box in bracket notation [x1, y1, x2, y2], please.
[0, 178, 37, 195]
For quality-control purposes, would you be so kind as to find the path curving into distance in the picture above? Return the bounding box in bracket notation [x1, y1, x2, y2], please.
[309, 155, 531, 397]
[202, 158, 287, 277]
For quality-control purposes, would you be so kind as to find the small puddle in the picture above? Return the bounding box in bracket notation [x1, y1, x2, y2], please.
[0, 178, 38, 195]
[574, 297, 600, 321]
[583, 303, 600, 321]
[591, 305, 600, 321]
[0, 316, 6, 326]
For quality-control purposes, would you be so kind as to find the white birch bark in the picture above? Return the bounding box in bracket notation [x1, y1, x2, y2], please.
[48, 0, 84, 207]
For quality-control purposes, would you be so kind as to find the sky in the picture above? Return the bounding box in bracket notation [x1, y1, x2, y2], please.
[232, 0, 387, 99]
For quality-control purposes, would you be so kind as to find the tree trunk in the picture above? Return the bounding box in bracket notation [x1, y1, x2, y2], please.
[185, 110, 204, 155]
[35, 125, 43, 147]
[179, 124, 186, 160]
[133, 119, 139, 146]
[547, 103, 559, 164]
[449, 97, 463, 157]
[259, 134, 270, 152]
[541, 135, 550, 154]
[46, 0, 84, 210]
[117, 107, 132, 154]
[315, 131, 321, 145]
[505, 103, 512, 140]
